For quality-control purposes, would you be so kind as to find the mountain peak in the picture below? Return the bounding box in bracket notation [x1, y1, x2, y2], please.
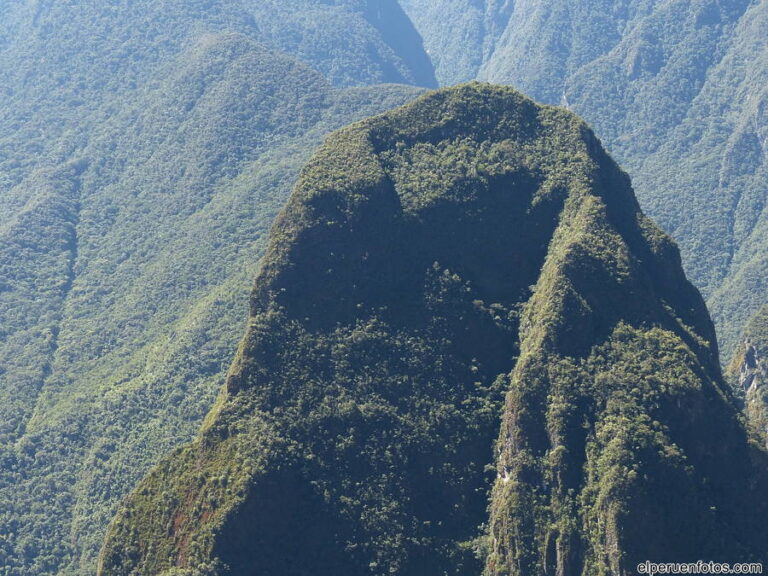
[99, 84, 768, 576]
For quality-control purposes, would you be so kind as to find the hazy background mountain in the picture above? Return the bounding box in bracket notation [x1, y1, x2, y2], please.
[0, 2, 430, 574]
[401, 0, 768, 360]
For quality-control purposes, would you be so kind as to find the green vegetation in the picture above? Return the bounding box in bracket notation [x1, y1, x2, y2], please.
[4, 2, 768, 573]
[398, 0, 511, 87]
[100, 84, 768, 576]
[402, 0, 768, 359]
[0, 2, 430, 574]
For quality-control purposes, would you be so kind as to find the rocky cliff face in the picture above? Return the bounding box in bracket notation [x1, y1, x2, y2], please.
[728, 305, 768, 450]
[99, 84, 768, 576]
[735, 341, 763, 392]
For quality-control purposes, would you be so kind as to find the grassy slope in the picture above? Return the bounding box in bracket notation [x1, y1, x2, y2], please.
[99, 84, 768, 576]
[0, 2, 430, 574]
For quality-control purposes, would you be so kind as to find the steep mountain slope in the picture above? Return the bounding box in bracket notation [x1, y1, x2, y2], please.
[0, 2, 430, 574]
[397, 0, 513, 87]
[728, 304, 768, 449]
[99, 84, 768, 576]
[401, 0, 768, 359]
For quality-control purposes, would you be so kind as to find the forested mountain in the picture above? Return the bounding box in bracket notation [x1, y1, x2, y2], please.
[100, 84, 768, 576]
[5, 2, 768, 574]
[401, 0, 768, 359]
[0, 2, 430, 574]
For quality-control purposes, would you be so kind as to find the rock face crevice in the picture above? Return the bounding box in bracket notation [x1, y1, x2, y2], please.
[99, 84, 768, 576]
[728, 306, 768, 451]
[738, 341, 762, 392]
